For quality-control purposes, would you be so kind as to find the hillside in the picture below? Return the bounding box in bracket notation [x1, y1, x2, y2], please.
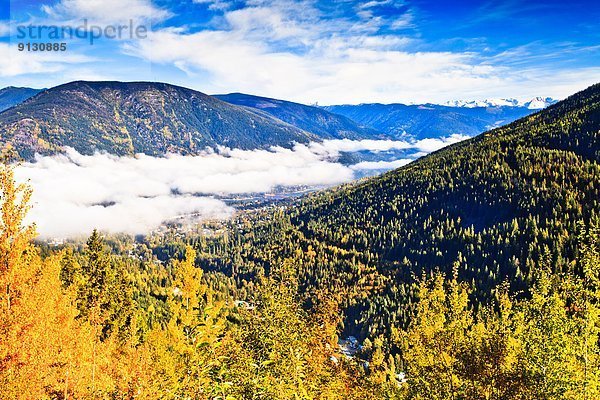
[0, 87, 43, 112]
[215, 93, 385, 140]
[0, 81, 317, 160]
[293, 83, 600, 336]
[324, 102, 541, 139]
[205, 84, 600, 340]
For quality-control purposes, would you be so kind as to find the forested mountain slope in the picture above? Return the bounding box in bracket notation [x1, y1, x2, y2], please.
[0, 81, 317, 160]
[216, 93, 385, 140]
[197, 84, 600, 341]
[324, 102, 543, 139]
[287, 83, 600, 336]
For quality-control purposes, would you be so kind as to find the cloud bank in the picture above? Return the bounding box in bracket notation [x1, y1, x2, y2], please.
[14, 137, 469, 239]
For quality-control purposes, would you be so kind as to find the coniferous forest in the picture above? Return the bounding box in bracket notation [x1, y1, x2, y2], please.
[2, 83, 600, 399]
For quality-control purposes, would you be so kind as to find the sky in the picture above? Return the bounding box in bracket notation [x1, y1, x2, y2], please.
[1, 0, 599, 105]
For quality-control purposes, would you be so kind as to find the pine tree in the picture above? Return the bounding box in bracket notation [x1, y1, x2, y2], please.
[76, 229, 133, 341]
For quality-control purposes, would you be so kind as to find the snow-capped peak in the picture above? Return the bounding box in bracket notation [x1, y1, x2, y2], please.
[444, 97, 557, 109]
[522, 97, 557, 109]
[444, 98, 518, 108]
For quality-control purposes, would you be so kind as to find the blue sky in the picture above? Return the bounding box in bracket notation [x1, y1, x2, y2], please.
[1, 0, 599, 104]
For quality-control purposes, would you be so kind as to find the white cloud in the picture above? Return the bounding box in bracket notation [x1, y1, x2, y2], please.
[0, 1, 164, 85]
[224, 6, 312, 41]
[390, 11, 415, 30]
[41, 0, 171, 25]
[193, 0, 232, 11]
[13, 136, 468, 238]
[0, 43, 95, 77]
[31, 194, 232, 240]
[309, 134, 471, 154]
[412, 134, 471, 152]
[129, 26, 499, 104]
[308, 139, 412, 153]
[138, 35, 468, 103]
[0, 21, 10, 37]
[14, 144, 350, 238]
[360, 1, 394, 9]
[119, 1, 600, 104]
[350, 159, 412, 170]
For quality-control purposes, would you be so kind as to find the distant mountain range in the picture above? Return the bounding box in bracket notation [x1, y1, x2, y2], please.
[0, 87, 43, 112]
[215, 93, 384, 140]
[0, 80, 557, 160]
[322, 102, 550, 139]
[443, 96, 557, 109]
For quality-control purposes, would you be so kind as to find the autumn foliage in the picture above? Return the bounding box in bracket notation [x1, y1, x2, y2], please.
[1, 162, 599, 399]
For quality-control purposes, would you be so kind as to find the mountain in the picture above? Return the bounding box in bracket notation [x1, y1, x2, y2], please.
[215, 93, 386, 140]
[0, 81, 317, 160]
[323, 102, 549, 139]
[444, 97, 557, 109]
[445, 98, 519, 108]
[0, 87, 43, 112]
[522, 96, 558, 109]
[260, 83, 599, 338]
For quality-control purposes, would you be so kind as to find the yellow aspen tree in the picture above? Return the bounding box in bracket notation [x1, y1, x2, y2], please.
[0, 166, 109, 399]
[0, 165, 41, 397]
[398, 272, 472, 400]
[141, 246, 230, 398]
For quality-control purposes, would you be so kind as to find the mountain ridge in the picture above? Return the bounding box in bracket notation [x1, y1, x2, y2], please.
[322, 101, 550, 139]
[443, 96, 557, 109]
[215, 92, 387, 140]
[0, 81, 318, 160]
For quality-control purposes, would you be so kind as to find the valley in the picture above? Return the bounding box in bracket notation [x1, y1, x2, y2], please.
[2, 81, 598, 399]
[2, 0, 599, 398]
